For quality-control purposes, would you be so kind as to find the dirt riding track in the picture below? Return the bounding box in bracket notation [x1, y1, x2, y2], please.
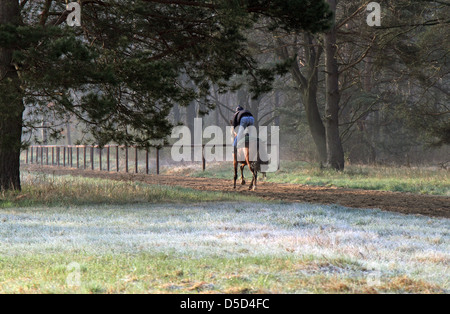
[24, 165, 450, 218]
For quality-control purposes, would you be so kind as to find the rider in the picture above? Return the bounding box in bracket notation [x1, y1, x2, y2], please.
[232, 106, 255, 149]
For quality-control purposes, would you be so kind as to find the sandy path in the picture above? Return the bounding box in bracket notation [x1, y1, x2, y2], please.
[23, 165, 450, 218]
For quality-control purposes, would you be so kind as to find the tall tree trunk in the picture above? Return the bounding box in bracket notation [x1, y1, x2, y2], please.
[185, 100, 196, 133]
[185, 100, 195, 160]
[273, 90, 280, 127]
[249, 95, 260, 128]
[302, 86, 327, 164]
[324, 0, 345, 170]
[42, 122, 48, 144]
[0, 0, 24, 191]
[173, 104, 180, 125]
[183, 76, 197, 160]
[302, 33, 327, 165]
[66, 122, 72, 145]
[278, 34, 327, 164]
[364, 53, 376, 163]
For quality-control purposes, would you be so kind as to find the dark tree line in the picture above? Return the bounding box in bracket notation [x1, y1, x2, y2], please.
[1, 0, 448, 191]
[261, 0, 449, 165]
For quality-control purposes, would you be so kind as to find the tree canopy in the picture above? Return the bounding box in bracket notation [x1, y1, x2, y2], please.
[1, 0, 333, 146]
[0, 0, 333, 190]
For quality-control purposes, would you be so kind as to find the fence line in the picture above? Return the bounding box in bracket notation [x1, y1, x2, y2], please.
[22, 145, 168, 175]
[21, 144, 233, 175]
[22, 143, 276, 175]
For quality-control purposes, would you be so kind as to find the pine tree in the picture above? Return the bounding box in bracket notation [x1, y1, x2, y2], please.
[0, 0, 333, 190]
[0, 0, 23, 190]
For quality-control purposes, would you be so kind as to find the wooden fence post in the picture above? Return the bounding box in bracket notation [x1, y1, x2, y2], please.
[99, 147, 102, 171]
[116, 146, 119, 172]
[202, 145, 206, 171]
[91, 146, 94, 170]
[156, 148, 160, 175]
[146, 149, 149, 175]
[84, 146, 87, 169]
[107, 146, 110, 172]
[135, 147, 139, 174]
[125, 146, 129, 173]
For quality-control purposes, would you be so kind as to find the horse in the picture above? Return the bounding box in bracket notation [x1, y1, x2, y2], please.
[231, 122, 268, 191]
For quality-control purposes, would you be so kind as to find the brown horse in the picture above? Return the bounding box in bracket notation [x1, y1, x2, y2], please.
[231, 124, 267, 191]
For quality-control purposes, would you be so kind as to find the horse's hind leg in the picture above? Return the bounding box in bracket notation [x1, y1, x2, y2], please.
[243, 147, 254, 190]
[248, 163, 257, 191]
[251, 162, 258, 191]
[240, 164, 246, 185]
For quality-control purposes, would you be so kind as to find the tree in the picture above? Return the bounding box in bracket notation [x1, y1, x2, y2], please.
[373, 0, 450, 147]
[274, 0, 449, 167]
[323, 0, 344, 170]
[276, 33, 328, 164]
[273, 1, 346, 169]
[0, 0, 23, 190]
[0, 0, 333, 191]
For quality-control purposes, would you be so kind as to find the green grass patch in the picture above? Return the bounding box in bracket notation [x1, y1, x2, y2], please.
[0, 252, 443, 294]
[186, 161, 450, 196]
[0, 172, 262, 209]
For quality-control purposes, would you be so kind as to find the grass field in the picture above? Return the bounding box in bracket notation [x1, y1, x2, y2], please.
[0, 171, 262, 209]
[0, 173, 448, 294]
[178, 161, 450, 196]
